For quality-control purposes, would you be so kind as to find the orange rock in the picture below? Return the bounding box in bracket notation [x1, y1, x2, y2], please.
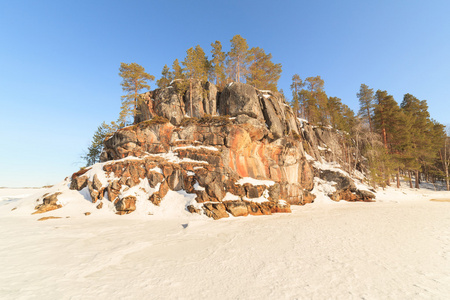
[224, 201, 248, 217]
[37, 216, 62, 221]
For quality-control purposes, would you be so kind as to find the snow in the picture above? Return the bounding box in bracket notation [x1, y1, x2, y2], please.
[193, 183, 205, 191]
[145, 151, 209, 165]
[0, 185, 449, 299]
[223, 192, 241, 201]
[173, 145, 219, 152]
[312, 158, 350, 177]
[305, 153, 315, 161]
[243, 189, 270, 203]
[297, 117, 308, 124]
[236, 177, 275, 187]
[317, 145, 331, 151]
[148, 167, 163, 174]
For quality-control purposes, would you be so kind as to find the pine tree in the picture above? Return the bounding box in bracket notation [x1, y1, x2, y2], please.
[373, 90, 396, 150]
[357, 83, 375, 133]
[183, 45, 209, 81]
[246, 47, 282, 91]
[290, 74, 303, 118]
[328, 96, 346, 130]
[428, 121, 447, 186]
[172, 59, 184, 80]
[279, 89, 287, 102]
[400, 94, 433, 188]
[182, 45, 209, 116]
[118, 62, 155, 124]
[156, 64, 173, 88]
[210, 40, 226, 89]
[372, 90, 406, 185]
[298, 89, 309, 119]
[304, 76, 327, 124]
[440, 126, 450, 190]
[227, 35, 250, 82]
[82, 121, 122, 166]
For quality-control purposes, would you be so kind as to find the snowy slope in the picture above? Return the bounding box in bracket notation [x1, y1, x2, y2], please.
[0, 186, 449, 299]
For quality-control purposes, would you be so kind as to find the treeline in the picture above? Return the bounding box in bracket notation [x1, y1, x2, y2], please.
[155, 34, 282, 92]
[289, 74, 449, 190]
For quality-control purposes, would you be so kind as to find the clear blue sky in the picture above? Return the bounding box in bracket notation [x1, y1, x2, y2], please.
[1, 0, 449, 187]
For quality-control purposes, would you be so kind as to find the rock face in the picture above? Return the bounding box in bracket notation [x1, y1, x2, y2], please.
[33, 193, 62, 214]
[64, 80, 374, 219]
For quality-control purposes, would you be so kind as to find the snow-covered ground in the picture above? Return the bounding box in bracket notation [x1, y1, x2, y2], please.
[0, 185, 449, 299]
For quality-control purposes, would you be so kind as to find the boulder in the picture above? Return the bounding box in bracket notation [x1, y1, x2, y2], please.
[92, 174, 102, 190]
[224, 201, 248, 217]
[356, 189, 376, 202]
[167, 168, 184, 191]
[219, 82, 264, 120]
[302, 191, 316, 204]
[159, 180, 169, 198]
[187, 205, 201, 214]
[149, 192, 162, 206]
[246, 201, 263, 215]
[152, 86, 186, 125]
[243, 183, 266, 198]
[115, 196, 136, 214]
[70, 176, 88, 191]
[107, 180, 121, 202]
[87, 181, 99, 203]
[33, 193, 62, 214]
[148, 172, 164, 188]
[318, 169, 356, 192]
[202, 202, 229, 220]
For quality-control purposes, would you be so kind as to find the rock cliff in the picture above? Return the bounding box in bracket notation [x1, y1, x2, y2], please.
[36, 80, 375, 219]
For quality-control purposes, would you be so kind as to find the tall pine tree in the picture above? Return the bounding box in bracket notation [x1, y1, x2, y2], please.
[304, 76, 327, 124]
[357, 83, 375, 133]
[227, 35, 250, 83]
[182, 45, 209, 116]
[400, 94, 437, 188]
[118, 62, 155, 124]
[210, 40, 226, 89]
[246, 47, 282, 91]
[290, 74, 304, 118]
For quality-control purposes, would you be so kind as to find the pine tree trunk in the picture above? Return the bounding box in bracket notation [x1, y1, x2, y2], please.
[396, 168, 400, 189]
[409, 171, 413, 188]
[440, 147, 450, 191]
[382, 127, 388, 150]
[236, 56, 240, 82]
[367, 108, 373, 134]
[133, 86, 138, 124]
[415, 170, 420, 189]
[189, 79, 193, 117]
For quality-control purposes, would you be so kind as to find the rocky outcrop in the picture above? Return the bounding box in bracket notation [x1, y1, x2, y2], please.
[317, 169, 375, 202]
[33, 193, 62, 214]
[62, 80, 375, 219]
